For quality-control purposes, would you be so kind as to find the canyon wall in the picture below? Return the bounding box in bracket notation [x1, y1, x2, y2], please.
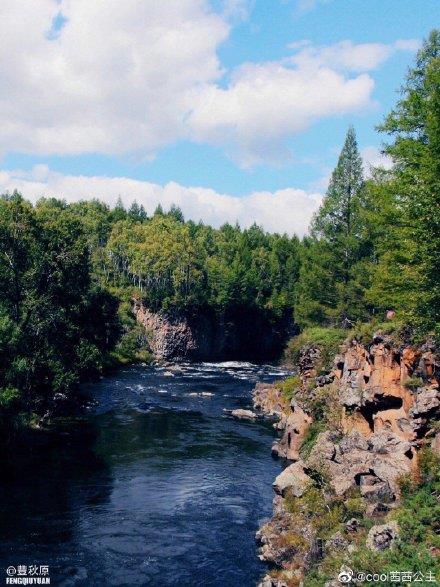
[253, 333, 439, 586]
[134, 301, 295, 361]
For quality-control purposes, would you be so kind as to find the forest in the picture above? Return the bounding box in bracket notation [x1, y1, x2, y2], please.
[0, 30, 438, 427]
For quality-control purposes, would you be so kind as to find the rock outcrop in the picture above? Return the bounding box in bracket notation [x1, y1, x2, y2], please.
[133, 301, 295, 361]
[230, 409, 257, 420]
[254, 333, 439, 585]
[273, 461, 313, 497]
[366, 521, 399, 551]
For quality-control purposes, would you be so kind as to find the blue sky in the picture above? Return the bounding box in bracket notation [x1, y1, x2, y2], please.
[0, 0, 438, 234]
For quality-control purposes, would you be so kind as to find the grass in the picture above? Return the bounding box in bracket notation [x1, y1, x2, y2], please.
[276, 375, 301, 401]
[348, 317, 406, 345]
[403, 376, 424, 391]
[299, 420, 326, 458]
[284, 327, 347, 371]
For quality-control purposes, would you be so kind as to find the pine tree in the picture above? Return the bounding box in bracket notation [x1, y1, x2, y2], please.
[372, 30, 440, 335]
[128, 200, 140, 219]
[168, 204, 184, 223]
[296, 127, 367, 327]
[112, 196, 127, 222]
[153, 203, 164, 216]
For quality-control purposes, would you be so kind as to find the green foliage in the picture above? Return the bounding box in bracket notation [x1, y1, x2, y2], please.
[403, 376, 424, 391]
[104, 213, 300, 317]
[0, 387, 20, 409]
[284, 327, 346, 370]
[296, 127, 371, 327]
[112, 325, 152, 365]
[294, 30, 440, 343]
[276, 375, 301, 401]
[349, 317, 404, 344]
[0, 192, 121, 418]
[373, 30, 440, 338]
[299, 420, 326, 458]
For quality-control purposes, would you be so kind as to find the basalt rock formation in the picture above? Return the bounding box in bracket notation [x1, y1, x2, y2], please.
[134, 301, 295, 361]
[253, 333, 440, 586]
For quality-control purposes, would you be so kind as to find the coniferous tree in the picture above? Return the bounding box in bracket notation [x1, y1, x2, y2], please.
[128, 200, 147, 222]
[112, 196, 127, 222]
[370, 30, 440, 335]
[153, 203, 164, 216]
[296, 126, 367, 326]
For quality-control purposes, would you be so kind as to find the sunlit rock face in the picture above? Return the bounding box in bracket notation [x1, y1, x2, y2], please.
[253, 333, 439, 583]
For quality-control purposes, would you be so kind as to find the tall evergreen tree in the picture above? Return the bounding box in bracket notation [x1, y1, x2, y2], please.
[370, 30, 440, 335]
[111, 196, 127, 222]
[128, 200, 147, 222]
[296, 127, 367, 326]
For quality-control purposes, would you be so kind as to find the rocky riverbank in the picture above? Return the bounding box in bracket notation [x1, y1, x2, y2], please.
[253, 333, 440, 586]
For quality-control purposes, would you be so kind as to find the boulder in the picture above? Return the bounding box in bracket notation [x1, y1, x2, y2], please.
[306, 431, 338, 471]
[231, 409, 257, 420]
[410, 388, 440, 418]
[366, 521, 399, 551]
[345, 518, 359, 533]
[298, 344, 322, 381]
[273, 461, 313, 497]
[325, 531, 349, 553]
[272, 401, 312, 460]
[253, 382, 289, 416]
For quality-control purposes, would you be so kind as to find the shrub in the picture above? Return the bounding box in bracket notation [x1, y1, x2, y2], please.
[0, 387, 20, 409]
[276, 375, 301, 401]
[300, 421, 326, 458]
[403, 376, 424, 391]
[284, 327, 346, 370]
[112, 323, 152, 365]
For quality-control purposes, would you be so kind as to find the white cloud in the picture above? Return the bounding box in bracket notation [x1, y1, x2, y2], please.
[0, 1, 419, 166]
[289, 39, 420, 72]
[0, 166, 322, 236]
[294, 0, 333, 14]
[361, 146, 394, 176]
[0, 0, 228, 156]
[188, 62, 374, 167]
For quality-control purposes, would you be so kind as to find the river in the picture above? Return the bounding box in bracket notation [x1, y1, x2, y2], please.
[0, 362, 288, 586]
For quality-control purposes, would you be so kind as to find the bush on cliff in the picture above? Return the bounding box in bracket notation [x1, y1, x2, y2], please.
[284, 327, 346, 370]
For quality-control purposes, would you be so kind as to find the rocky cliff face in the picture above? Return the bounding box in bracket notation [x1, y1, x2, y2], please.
[253, 334, 439, 586]
[134, 301, 295, 361]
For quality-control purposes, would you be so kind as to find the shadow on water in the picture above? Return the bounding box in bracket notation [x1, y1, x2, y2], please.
[0, 420, 113, 585]
[0, 363, 287, 586]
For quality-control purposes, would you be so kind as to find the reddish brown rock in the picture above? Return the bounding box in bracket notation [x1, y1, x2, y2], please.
[272, 401, 312, 461]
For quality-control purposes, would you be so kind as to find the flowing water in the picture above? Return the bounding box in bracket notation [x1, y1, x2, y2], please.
[0, 362, 288, 586]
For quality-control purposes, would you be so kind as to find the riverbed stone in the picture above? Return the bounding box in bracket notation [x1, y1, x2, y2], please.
[231, 408, 257, 419]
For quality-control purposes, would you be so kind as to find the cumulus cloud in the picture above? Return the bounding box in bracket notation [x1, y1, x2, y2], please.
[188, 60, 374, 167]
[0, 1, 419, 166]
[0, 166, 322, 236]
[0, 0, 228, 157]
[289, 39, 418, 72]
[361, 146, 394, 176]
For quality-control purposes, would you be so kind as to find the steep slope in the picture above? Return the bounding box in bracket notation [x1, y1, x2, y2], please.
[253, 333, 440, 586]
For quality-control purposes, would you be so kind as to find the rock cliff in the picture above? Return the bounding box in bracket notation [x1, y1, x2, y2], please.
[253, 333, 440, 586]
[134, 301, 295, 361]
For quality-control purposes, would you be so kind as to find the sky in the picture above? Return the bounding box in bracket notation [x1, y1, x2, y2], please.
[0, 0, 438, 235]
